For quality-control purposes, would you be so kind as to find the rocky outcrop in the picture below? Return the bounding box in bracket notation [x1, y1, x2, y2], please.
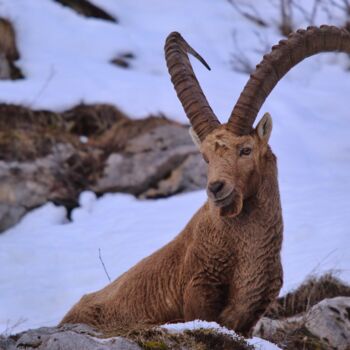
[0, 324, 141, 350]
[94, 124, 205, 197]
[306, 297, 350, 349]
[253, 296, 350, 350]
[0, 104, 206, 232]
[0, 323, 257, 350]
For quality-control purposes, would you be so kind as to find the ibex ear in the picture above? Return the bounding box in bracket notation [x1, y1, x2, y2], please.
[256, 112, 272, 143]
[189, 127, 201, 149]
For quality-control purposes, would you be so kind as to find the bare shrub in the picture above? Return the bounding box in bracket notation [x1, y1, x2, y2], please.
[227, 0, 268, 27]
[279, 0, 294, 35]
[230, 30, 256, 74]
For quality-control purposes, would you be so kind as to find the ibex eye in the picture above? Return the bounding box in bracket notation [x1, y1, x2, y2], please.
[240, 147, 252, 156]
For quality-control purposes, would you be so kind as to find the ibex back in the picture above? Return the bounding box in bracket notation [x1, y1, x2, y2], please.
[61, 26, 350, 335]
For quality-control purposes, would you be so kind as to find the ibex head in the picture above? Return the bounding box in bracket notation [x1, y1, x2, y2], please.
[165, 26, 350, 217]
[189, 115, 272, 217]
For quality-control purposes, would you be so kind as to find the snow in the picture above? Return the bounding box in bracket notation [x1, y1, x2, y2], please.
[0, 0, 349, 347]
[162, 320, 281, 350]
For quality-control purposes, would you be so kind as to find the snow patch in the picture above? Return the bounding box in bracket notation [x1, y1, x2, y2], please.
[161, 320, 281, 350]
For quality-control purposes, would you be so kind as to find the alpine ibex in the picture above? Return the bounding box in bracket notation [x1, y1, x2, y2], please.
[61, 26, 350, 335]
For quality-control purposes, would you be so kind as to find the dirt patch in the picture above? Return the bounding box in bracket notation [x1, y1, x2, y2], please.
[0, 18, 24, 80]
[110, 52, 136, 69]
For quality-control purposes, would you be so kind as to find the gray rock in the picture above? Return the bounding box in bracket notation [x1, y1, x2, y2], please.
[253, 315, 303, 340]
[94, 125, 205, 196]
[253, 297, 350, 350]
[0, 144, 75, 232]
[0, 324, 141, 350]
[306, 297, 350, 350]
[0, 335, 16, 350]
[141, 153, 207, 198]
[0, 119, 206, 232]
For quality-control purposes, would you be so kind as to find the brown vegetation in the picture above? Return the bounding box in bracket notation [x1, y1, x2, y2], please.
[261, 274, 350, 350]
[0, 104, 73, 161]
[0, 103, 173, 162]
[103, 326, 254, 350]
[0, 18, 23, 80]
[0, 103, 201, 232]
[267, 273, 350, 318]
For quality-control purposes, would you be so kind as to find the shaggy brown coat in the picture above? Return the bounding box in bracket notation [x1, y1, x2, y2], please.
[61, 118, 283, 336]
[62, 25, 350, 335]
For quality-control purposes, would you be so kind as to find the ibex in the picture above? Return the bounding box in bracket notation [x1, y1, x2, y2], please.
[61, 26, 350, 335]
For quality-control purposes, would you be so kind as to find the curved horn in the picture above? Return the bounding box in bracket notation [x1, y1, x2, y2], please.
[165, 32, 221, 141]
[227, 25, 350, 135]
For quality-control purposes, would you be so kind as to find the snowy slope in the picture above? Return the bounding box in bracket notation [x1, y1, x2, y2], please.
[0, 0, 350, 343]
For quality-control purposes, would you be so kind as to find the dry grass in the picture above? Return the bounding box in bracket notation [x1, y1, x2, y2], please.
[265, 326, 330, 350]
[261, 274, 350, 350]
[0, 103, 176, 161]
[102, 325, 254, 350]
[0, 104, 75, 161]
[62, 104, 127, 136]
[267, 273, 350, 319]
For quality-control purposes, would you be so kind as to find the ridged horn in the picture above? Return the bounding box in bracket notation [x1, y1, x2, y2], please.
[227, 25, 350, 135]
[165, 32, 221, 141]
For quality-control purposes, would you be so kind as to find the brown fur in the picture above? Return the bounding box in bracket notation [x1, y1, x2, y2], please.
[60, 114, 283, 336]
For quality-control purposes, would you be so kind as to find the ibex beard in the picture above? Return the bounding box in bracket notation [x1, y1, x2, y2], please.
[60, 25, 350, 336]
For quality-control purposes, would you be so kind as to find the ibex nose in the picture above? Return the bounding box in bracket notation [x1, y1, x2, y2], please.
[208, 181, 224, 196]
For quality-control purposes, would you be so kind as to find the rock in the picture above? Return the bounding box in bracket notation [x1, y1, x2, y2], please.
[305, 297, 350, 350]
[95, 125, 205, 196]
[253, 296, 350, 350]
[0, 323, 264, 350]
[0, 144, 80, 232]
[141, 154, 207, 198]
[0, 104, 206, 232]
[0, 336, 16, 350]
[252, 315, 303, 340]
[0, 324, 141, 350]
